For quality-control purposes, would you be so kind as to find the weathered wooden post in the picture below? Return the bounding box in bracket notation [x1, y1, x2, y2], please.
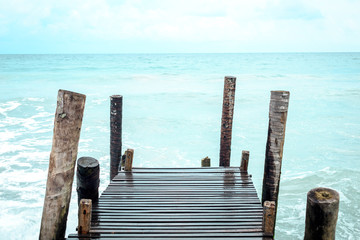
[78, 199, 92, 235]
[124, 149, 134, 171]
[201, 156, 211, 167]
[263, 201, 276, 236]
[39, 90, 86, 240]
[77, 157, 100, 204]
[261, 90, 290, 235]
[304, 187, 340, 240]
[219, 76, 236, 167]
[240, 150, 249, 172]
[110, 95, 123, 180]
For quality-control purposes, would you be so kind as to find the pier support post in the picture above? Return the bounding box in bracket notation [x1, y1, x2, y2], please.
[261, 91, 289, 234]
[39, 90, 86, 240]
[240, 150, 249, 172]
[124, 149, 134, 171]
[201, 156, 211, 167]
[219, 76, 236, 167]
[263, 201, 276, 236]
[78, 199, 92, 235]
[110, 95, 123, 180]
[77, 157, 100, 204]
[304, 187, 339, 240]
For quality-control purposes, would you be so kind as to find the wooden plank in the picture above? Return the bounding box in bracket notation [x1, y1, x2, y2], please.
[90, 225, 263, 230]
[68, 235, 270, 240]
[68, 168, 268, 239]
[68, 232, 267, 238]
[89, 229, 263, 233]
[92, 209, 263, 213]
[90, 222, 263, 227]
[130, 167, 241, 170]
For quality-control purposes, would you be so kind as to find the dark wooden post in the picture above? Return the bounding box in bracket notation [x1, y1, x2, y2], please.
[77, 157, 100, 204]
[78, 199, 92, 235]
[201, 156, 211, 167]
[219, 76, 236, 167]
[39, 90, 86, 240]
[304, 187, 339, 240]
[240, 150, 249, 172]
[110, 95, 123, 180]
[124, 149, 134, 171]
[261, 90, 290, 233]
[263, 201, 276, 236]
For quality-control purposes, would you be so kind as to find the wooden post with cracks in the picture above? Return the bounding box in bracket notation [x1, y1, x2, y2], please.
[240, 150, 249, 172]
[76, 157, 100, 205]
[78, 199, 92, 235]
[304, 187, 339, 240]
[39, 90, 86, 240]
[261, 90, 290, 235]
[124, 149, 134, 171]
[110, 95, 123, 180]
[219, 76, 236, 167]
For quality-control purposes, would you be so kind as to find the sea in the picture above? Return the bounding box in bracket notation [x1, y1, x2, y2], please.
[0, 53, 359, 239]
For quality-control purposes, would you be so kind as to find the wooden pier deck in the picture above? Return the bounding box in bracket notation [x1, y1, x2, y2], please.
[68, 167, 272, 239]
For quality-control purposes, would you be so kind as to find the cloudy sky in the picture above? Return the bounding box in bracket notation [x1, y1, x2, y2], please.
[0, 0, 359, 53]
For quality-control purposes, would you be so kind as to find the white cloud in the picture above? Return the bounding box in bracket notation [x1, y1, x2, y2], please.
[0, 0, 359, 52]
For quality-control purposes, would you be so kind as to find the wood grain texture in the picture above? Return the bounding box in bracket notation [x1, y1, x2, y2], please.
[261, 91, 289, 231]
[78, 199, 92, 234]
[124, 149, 134, 172]
[219, 76, 236, 167]
[77, 157, 100, 204]
[263, 201, 275, 235]
[110, 95, 123, 180]
[68, 167, 272, 239]
[304, 187, 339, 240]
[40, 89, 86, 240]
[240, 151, 250, 172]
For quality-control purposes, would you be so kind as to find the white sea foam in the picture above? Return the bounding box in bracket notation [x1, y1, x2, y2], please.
[0, 101, 21, 115]
[1, 53, 359, 240]
[0, 143, 31, 155]
[26, 97, 45, 102]
[0, 130, 21, 141]
[91, 98, 107, 105]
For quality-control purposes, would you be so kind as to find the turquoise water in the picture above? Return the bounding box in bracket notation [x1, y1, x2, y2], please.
[0, 53, 359, 239]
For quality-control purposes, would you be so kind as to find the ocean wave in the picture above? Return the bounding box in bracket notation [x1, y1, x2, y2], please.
[277, 167, 360, 239]
[0, 101, 21, 116]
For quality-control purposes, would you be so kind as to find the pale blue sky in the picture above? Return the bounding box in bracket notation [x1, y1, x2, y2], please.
[0, 0, 359, 53]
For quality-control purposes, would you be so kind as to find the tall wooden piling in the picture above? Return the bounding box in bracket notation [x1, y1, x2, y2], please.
[304, 187, 339, 240]
[261, 90, 289, 234]
[240, 150, 249, 172]
[110, 95, 123, 180]
[39, 90, 86, 240]
[219, 76, 236, 167]
[77, 157, 100, 204]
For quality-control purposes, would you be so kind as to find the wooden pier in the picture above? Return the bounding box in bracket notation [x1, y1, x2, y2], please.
[68, 167, 271, 239]
[40, 77, 303, 239]
[39, 77, 341, 239]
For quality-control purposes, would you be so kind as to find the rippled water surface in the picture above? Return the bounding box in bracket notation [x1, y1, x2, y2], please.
[0, 53, 359, 239]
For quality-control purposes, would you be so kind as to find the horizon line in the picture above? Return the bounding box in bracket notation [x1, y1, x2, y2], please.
[1, 51, 359, 55]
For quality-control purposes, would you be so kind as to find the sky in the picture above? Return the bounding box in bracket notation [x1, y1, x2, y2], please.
[0, 0, 359, 53]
